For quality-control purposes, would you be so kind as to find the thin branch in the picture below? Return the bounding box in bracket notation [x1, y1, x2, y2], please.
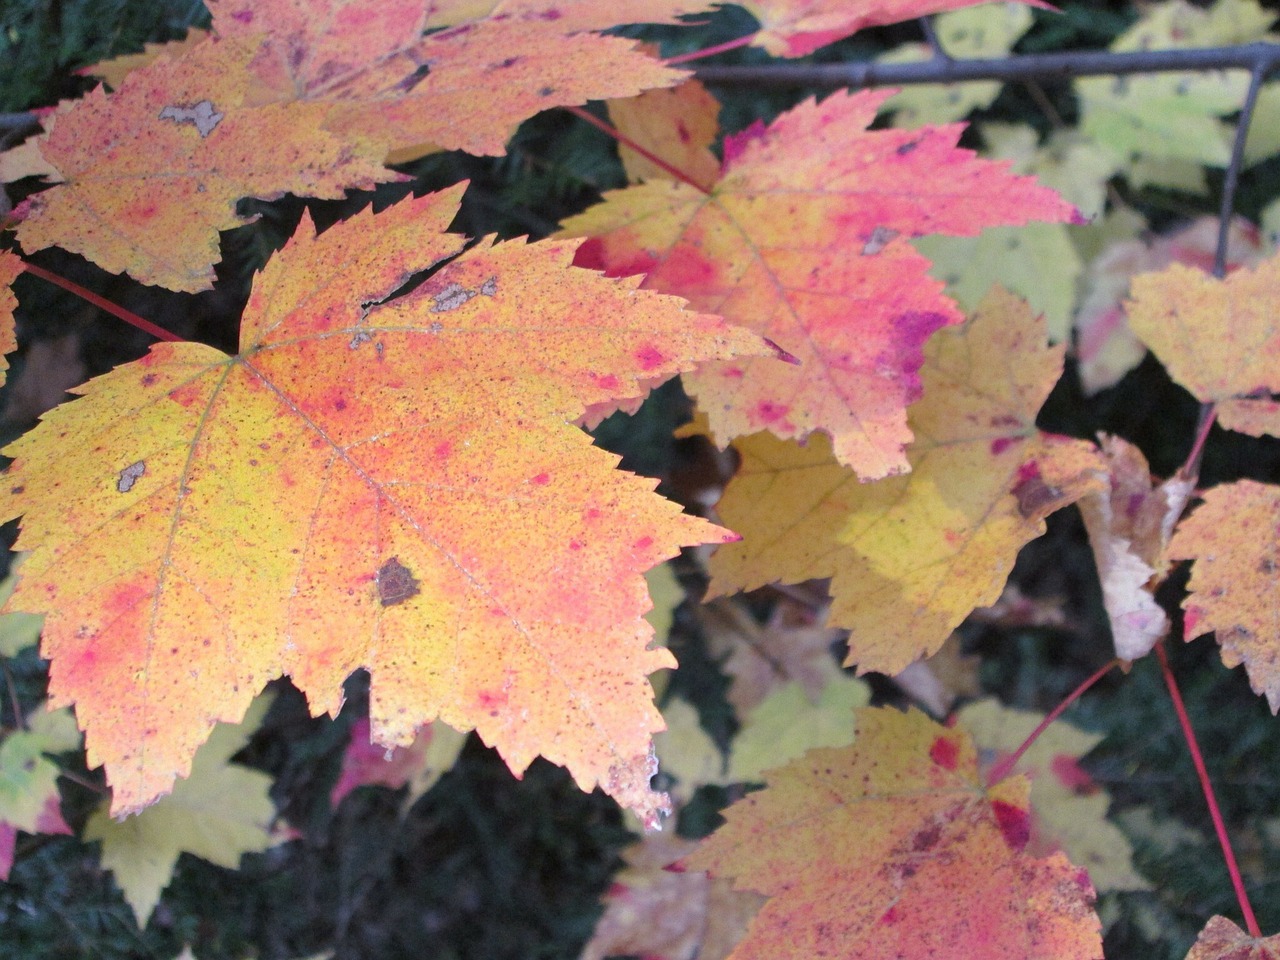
[693, 41, 1280, 88]
[1155, 641, 1260, 937]
[20, 262, 183, 343]
[1215, 61, 1268, 278]
[986, 658, 1119, 786]
[563, 105, 715, 194]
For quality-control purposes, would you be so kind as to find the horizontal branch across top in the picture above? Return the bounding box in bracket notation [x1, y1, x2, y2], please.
[693, 40, 1280, 88]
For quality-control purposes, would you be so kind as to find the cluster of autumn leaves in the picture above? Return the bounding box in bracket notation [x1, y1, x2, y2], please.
[1, 0, 1280, 956]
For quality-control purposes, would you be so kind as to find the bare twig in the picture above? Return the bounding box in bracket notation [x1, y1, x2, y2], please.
[693, 41, 1280, 88]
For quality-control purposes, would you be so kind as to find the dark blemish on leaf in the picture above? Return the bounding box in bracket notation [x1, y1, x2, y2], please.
[861, 226, 898, 255]
[10, 485, 23, 495]
[480, 276, 497, 296]
[1013, 469, 1066, 520]
[539, 86, 555, 97]
[992, 799, 1031, 850]
[117, 461, 145, 493]
[158, 100, 224, 138]
[377, 557, 420, 607]
[231, 8, 253, 23]
[990, 437, 1014, 456]
[349, 330, 373, 349]
[1259, 557, 1277, 575]
[929, 735, 959, 770]
[427, 321, 444, 334]
[676, 121, 691, 143]
[431, 282, 478, 312]
[141, 373, 158, 388]
[896, 139, 920, 156]
[911, 823, 942, 852]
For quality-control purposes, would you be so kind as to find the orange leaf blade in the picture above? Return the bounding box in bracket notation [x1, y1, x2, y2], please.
[1, 188, 771, 823]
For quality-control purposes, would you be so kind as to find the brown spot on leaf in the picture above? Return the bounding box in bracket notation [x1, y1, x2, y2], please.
[377, 557, 420, 607]
[116, 461, 145, 493]
[431, 282, 478, 312]
[158, 100, 224, 138]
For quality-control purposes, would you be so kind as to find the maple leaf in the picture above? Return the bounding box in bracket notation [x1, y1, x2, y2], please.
[1185, 916, 1280, 960]
[726, 674, 868, 783]
[743, 0, 1046, 57]
[0, 186, 771, 824]
[1078, 216, 1265, 395]
[707, 287, 1103, 675]
[608, 76, 722, 190]
[563, 89, 1077, 478]
[1075, 0, 1274, 190]
[1168, 480, 1280, 710]
[7, 0, 694, 292]
[0, 250, 20, 389]
[84, 693, 279, 925]
[330, 715, 466, 810]
[1078, 435, 1193, 661]
[1127, 252, 1280, 437]
[0, 702, 79, 880]
[696, 596, 845, 717]
[653, 697, 730, 808]
[582, 832, 764, 960]
[959, 699, 1150, 893]
[878, 3, 1034, 127]
[687, 707, 1102, 960]
[0, 570, 43, 657]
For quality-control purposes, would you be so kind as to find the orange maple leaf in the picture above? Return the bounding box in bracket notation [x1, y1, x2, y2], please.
[9, 0, 694, 292]
[563, 89, 1077, 479]
[0, 186, 771, 824]
[706, 288, 1102, 675]
[687, 707, 1102, 960]
[1169, 480, 1280, 711]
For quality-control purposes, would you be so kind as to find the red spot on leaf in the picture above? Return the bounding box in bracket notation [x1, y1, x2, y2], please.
[1050, 754, 1097, 794]
[531, 472, 551, 485]
[992, 799, 1030, 850]
[433, 441, 452, 459]
[231, 8, 253, 23]
[990, 437, 1014, 455]
[722, 366, 744, 379]
[880, 906, 902, 925]
[754, 401, 789, 424]
[929, 735, 959, 770]
[634, 536, 653, 551]
[635, 345, 666, 371]
[676, 120, 691, 143]
[569, 539, 584, 551]
[594, 373, 621, 391]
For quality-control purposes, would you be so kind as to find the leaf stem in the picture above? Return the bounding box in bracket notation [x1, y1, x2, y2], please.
[20, 261, 182, 343]
[1155, 640, 1261, 937]
[564, 106, 714, 195]
[986, 658, 1118, 786]
[665, 34, 755, 66]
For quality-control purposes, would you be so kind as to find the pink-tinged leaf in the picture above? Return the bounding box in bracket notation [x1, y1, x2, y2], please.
[564, 90, 1077, 478]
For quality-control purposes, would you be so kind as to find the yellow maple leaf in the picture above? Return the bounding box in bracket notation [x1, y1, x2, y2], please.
[708, 287, 1102, 675]
[1169, 480, 1280, 711]
[0, 186, 770, 824]
[1127, 252, 1280, 438]
[85, 693, 278, 925]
